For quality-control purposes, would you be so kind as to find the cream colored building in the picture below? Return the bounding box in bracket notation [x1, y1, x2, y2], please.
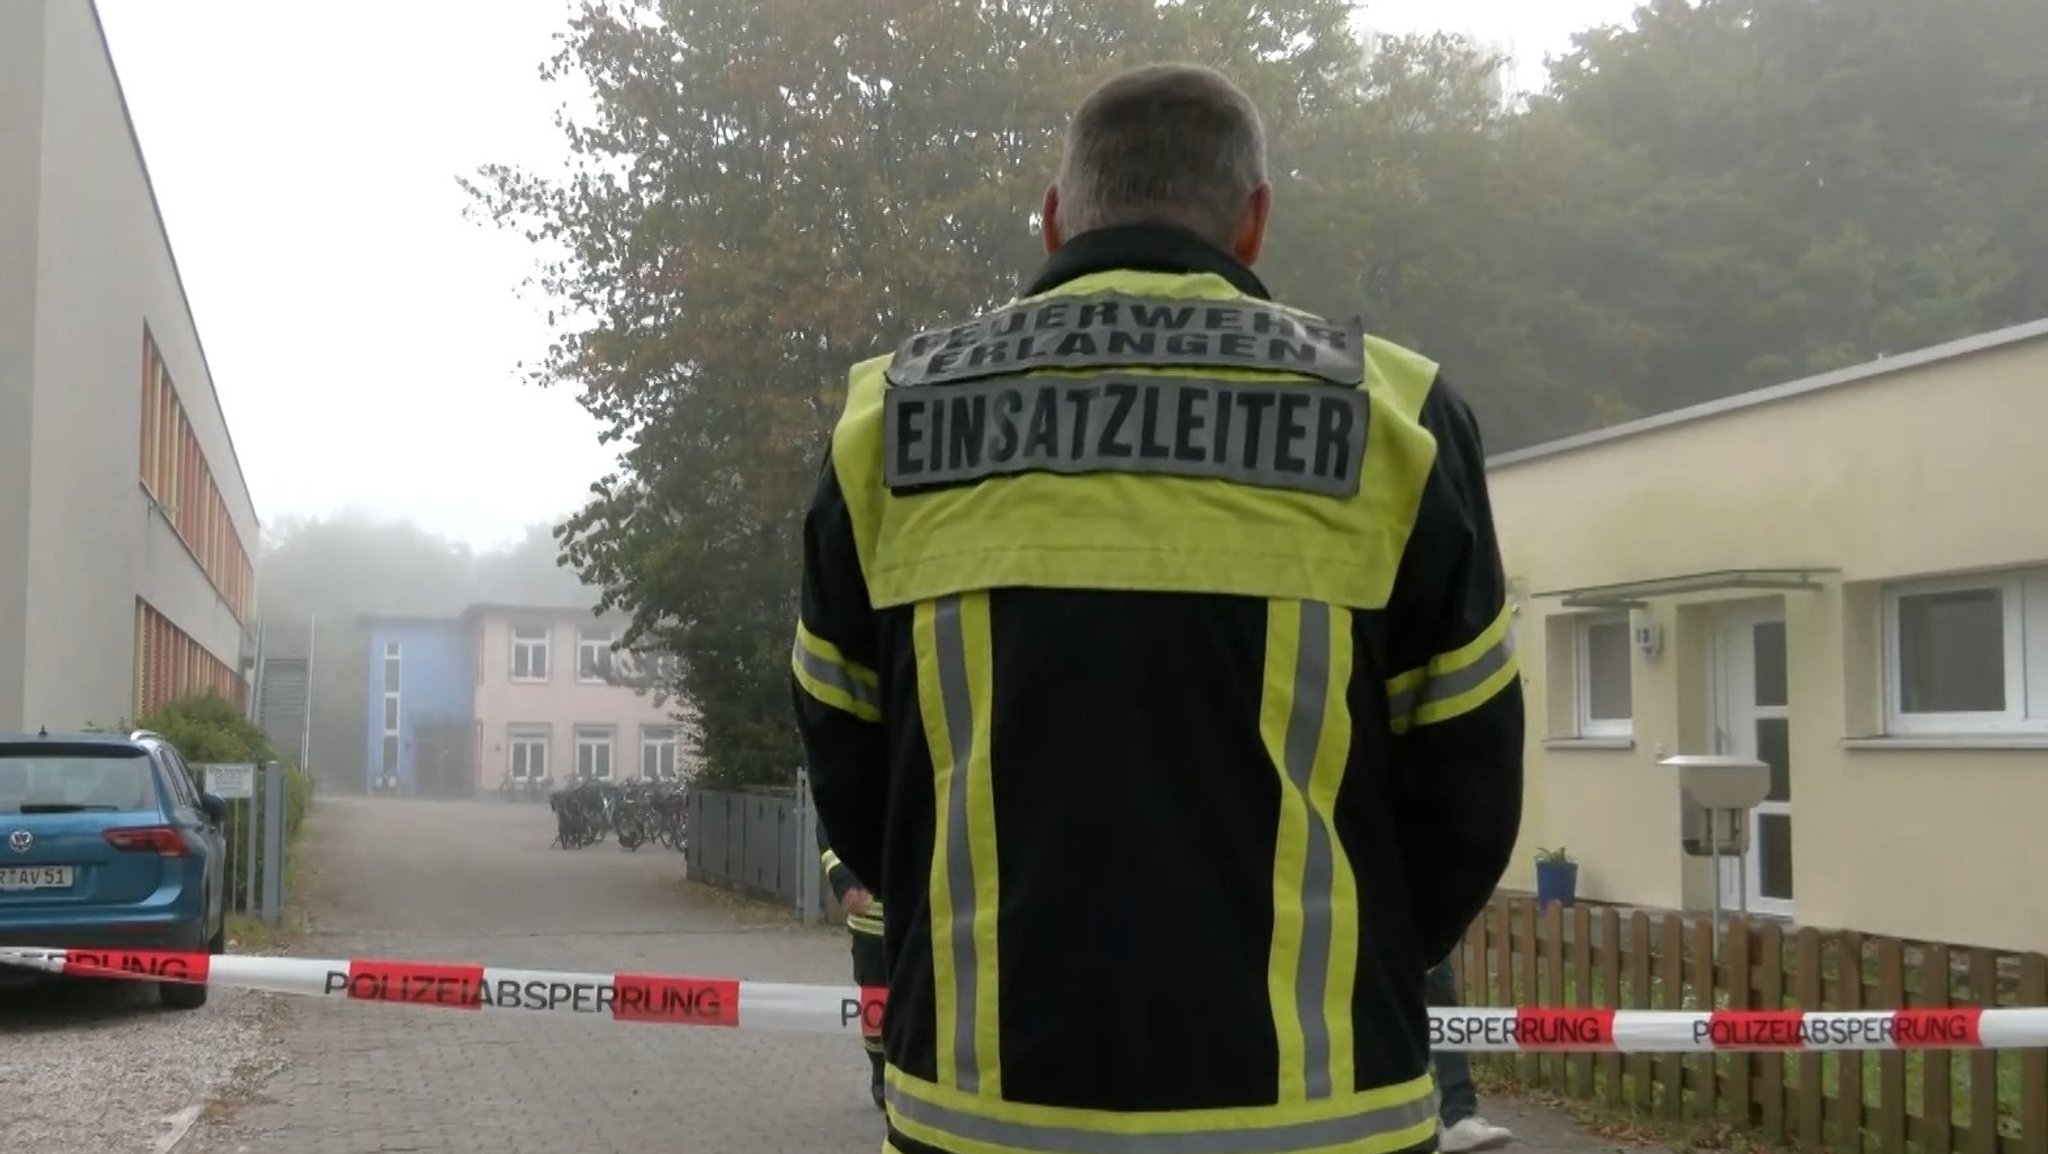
[0, 0, 260, 731]
[1490, 318, 2048, 954]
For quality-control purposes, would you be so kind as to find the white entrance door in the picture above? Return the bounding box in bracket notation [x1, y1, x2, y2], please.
[1713, 610, 1794, 918]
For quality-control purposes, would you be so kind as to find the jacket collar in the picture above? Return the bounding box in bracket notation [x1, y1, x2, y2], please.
[1024, 224, 1273, 300]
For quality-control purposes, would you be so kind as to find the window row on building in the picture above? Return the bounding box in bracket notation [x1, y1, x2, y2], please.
[134, 598, 244, 717]
[140, 328, 254, 624]
[505, 625, 675, 686]
[503, 722, 684, 782]
[1554, 565, 2048, 742]
[380, 640, 402, 783]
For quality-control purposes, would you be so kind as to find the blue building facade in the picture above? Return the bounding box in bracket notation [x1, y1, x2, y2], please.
[362, 616, 475, 798]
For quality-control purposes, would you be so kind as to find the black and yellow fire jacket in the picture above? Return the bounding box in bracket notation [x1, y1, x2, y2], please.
[793, 223, 1525, 1154]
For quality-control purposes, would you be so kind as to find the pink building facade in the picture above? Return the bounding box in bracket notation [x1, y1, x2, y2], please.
[468, 604, 696, 795]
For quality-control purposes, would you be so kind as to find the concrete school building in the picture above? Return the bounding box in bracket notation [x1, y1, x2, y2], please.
[0, 0, 261, 731]
[1489, 316, 2048, 954]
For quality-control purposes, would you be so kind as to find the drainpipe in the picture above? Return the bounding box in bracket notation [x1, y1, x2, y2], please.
[300, 615, 317, 774]
[249, 618, 267, 725]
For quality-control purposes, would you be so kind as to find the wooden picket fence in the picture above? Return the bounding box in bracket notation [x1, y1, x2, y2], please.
[1451, 899, 2048, 1154]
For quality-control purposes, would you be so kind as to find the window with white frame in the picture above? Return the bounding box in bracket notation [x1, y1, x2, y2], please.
[1575, 612, 1634, 737]
[577, 629, 614, 682]
[1884, 569, 2048, 735]
[381, 641, 402, 742]
[574, 725, 615, 779]
[640, 725, 678, 780]
[604, 648, 677, 688]
[511, 625, 550, 681]
[507, 726, 549, 781]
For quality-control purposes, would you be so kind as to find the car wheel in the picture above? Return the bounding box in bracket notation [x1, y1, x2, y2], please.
[162, 919, 223, 1011]
[160, 973, 210, 1010]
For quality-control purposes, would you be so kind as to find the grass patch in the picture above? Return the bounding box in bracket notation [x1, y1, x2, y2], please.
[224, 911, 302, 953]
[223, 811, 315, 953]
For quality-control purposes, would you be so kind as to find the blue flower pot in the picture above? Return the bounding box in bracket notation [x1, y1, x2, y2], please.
[1535, 860, 1579, 910]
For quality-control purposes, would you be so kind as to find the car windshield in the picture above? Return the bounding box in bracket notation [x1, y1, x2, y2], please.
[0, 751, 157, 814]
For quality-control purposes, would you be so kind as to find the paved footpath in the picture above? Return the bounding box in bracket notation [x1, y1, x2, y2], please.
[179, 796, 1663, 1154]
[181, 796, 879, 1153]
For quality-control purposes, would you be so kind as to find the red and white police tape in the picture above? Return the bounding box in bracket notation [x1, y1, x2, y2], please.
[6, 946, 2048, 1052]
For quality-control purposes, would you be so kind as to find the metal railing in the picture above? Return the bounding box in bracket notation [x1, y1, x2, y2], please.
[684, 776, 826, 923]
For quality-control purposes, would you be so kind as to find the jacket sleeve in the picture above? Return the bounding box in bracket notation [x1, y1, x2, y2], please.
[1383, 373, 1526, 967]
[792, 443, 889, 893]
[815, 814, 867, 902]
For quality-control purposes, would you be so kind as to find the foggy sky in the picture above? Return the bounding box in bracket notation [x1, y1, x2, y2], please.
[95, 0, 1640, 551]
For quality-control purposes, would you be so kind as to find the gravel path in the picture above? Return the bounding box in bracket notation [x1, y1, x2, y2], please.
[0, 973, 280, 1154]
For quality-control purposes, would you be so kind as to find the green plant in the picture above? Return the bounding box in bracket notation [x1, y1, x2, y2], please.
[138, 692, 273, 765]
[137, 693, 313, 915]
[1534, 845, 1575, 865]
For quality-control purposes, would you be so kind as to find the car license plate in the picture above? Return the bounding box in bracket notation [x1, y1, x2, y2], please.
[0, 866, 75, 891]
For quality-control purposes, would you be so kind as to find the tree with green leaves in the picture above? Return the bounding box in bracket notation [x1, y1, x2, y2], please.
[1507, 0, 2048, 418]
[465, 0, 1419, 787]
[468, 0, 2048, 788]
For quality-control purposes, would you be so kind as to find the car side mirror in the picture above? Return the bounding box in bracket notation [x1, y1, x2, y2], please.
[200, 793, 229, 824]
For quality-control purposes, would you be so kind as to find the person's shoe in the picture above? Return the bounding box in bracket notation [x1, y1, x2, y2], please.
[1440, 1117, 1514, 1153]
[871, 1078, 886, 1111]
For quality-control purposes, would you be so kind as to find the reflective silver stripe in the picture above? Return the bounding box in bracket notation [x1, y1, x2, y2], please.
[884, 1081, 1439, 1154]
[883, 374, 1367, 498]
[932, 594, 983, 1091]
[1386, 630, 1518, 727]
[1282, 600, 1337, 1099]
[793, 637, 880, 712]
[886, 292, 1366, 389]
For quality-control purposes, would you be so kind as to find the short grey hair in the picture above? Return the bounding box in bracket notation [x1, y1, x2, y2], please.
[1053, 63, 1269, 248]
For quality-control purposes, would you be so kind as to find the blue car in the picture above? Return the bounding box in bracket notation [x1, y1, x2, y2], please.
[0, 729, 229, 1009]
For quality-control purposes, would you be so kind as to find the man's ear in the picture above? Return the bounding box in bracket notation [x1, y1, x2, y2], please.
[1041, 185, 1064, 254]
[1232, 182, 1273, 267]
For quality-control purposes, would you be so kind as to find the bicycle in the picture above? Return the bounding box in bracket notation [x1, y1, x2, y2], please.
[548, 775, 613, 848]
